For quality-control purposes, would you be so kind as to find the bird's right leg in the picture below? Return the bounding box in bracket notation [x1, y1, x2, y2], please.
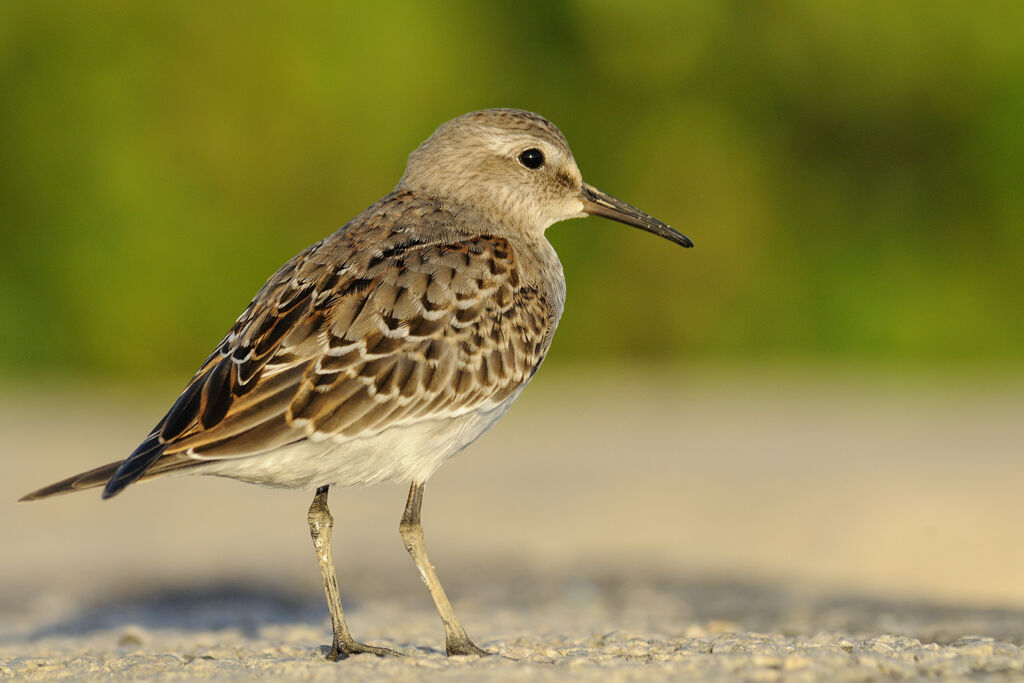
[308, 485, 401, 660]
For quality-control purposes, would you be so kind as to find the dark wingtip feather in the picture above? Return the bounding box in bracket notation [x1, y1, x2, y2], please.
[101, 433, 167, 499]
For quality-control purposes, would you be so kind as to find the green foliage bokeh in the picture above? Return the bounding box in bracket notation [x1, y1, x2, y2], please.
[2, 2, 1022, 378]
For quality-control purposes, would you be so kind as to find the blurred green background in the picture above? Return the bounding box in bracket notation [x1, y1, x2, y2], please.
[2, 1, 1022, 380]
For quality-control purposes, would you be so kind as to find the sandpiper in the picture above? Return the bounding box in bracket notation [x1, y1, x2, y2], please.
[21, 109, 692, 659]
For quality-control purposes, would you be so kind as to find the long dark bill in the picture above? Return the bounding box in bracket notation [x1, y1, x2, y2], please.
[580, 182, 693, 248]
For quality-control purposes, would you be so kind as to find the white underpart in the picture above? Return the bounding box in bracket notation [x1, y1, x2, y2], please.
[195, 389, 523, 489]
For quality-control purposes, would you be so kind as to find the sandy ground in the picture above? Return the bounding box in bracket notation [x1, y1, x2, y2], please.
[2, 367, 1024, 680]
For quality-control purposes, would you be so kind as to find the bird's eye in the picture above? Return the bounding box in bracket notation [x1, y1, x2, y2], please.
[518, 148, 545, 170]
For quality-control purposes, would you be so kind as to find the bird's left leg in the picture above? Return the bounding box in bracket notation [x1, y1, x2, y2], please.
[399, 482, 490, 656]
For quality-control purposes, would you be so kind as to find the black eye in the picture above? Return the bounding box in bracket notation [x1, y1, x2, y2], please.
[518, 148, 545, 170]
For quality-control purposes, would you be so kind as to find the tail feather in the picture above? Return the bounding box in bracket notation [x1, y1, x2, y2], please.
[19, 461, 124, 501]
[19, 441, 200, 502]
[21, 364, 221, 502]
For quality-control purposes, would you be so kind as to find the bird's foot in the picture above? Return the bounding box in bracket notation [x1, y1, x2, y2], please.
[326, 639, 402, 660]
[446, 636, 492, 657]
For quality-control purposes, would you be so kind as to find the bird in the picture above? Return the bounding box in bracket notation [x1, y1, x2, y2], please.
[20, 108, 693, 659]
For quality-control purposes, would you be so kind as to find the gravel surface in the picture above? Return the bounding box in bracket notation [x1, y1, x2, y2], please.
[4, 576, 1024, 680]
[3, 370, 1023, 680]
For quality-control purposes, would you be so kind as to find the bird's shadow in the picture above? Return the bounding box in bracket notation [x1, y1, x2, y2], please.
[27, 582, 323, 641]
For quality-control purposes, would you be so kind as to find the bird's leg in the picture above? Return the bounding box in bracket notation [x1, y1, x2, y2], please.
[399, 482, 491, 656]
[308, 485, 400, 660]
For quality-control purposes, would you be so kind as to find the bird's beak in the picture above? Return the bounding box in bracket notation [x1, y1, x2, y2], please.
[579, 182, 693, 248]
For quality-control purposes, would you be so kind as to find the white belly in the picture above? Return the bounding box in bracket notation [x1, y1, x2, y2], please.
[194, 392, 520, 489]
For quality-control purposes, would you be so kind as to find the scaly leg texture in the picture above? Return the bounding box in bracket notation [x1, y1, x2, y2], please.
[308, 485, 400, 660]
[400, 482, 490, 656]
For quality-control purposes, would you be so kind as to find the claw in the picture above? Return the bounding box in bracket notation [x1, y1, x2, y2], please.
[327, 640, 402, 660]
[446, 638, 491, 657]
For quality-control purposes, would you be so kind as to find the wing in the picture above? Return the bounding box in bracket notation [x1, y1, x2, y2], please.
[101, 226, 555, 497]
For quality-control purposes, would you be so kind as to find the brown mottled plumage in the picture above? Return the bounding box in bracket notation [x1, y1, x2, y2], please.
[21, 109, 692, 659]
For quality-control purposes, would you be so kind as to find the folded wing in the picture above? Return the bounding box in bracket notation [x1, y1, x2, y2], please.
[87, 230, 553, 498]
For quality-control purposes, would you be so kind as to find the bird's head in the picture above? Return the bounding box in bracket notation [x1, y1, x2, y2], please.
[398, 108, 692, 248]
